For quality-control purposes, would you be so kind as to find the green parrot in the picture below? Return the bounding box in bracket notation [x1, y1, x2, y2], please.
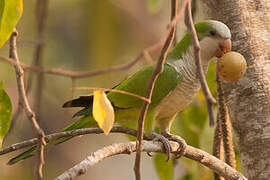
[7, 20, 231, 165]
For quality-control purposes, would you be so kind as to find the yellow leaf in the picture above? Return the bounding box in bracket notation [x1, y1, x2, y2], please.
[0, 0, 23, 48]
[93, 90, 114, 135]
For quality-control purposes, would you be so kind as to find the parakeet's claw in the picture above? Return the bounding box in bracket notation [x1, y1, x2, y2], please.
[150, 132, 171, 161]
[162, 133, 187, 159]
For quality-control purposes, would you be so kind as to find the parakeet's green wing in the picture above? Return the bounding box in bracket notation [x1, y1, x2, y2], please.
[65, 62, 182, 117]
[108, 62, 182, 109]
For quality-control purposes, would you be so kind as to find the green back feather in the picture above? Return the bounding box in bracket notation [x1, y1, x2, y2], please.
[107, 63, 181, 108]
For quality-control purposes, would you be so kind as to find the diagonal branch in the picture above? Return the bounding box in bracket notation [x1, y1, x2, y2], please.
[0, 126, 147, 156]
[0, 0, 195, 81]
[134, 0, 178, 179]
[9, 31, 46, 180]
[184, 0, 216, 126]
[8, 0, 49, 137]
[72, 87, 150, 103]
[55, 140, 247, 180]
[0, 41, 163, 79]
[0, 126, 246, 180]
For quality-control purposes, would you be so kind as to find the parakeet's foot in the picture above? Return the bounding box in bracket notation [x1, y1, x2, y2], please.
[148, 132, 187, 161]
[162, 133, 187, 159]
[149, 132, 172, 161]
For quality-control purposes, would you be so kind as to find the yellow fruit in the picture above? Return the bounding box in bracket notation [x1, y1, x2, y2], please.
[217, 51, 247, 82]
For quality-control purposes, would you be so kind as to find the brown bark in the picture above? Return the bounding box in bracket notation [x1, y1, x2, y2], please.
[202, 0, 270, 179]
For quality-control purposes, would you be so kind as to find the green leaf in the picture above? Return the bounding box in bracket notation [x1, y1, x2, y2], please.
[154, 153, 174, 180]
[0, 81, 12, 148]
[0, 0, 23, 48]
[147, 0, 163, 14]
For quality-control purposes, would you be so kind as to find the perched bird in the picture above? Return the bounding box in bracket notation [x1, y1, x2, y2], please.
[8, 20, 231, 165]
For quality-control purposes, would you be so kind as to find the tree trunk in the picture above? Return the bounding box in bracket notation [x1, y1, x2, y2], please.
[201, 0, 270, 179]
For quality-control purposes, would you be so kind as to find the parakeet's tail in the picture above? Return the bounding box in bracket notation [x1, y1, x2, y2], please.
[54, 116, 98, 145]
[62, 96, 93, 108]
[63, 96, 93, 117]
[7, 116, 97, 165]
[7, 146, 36, 165]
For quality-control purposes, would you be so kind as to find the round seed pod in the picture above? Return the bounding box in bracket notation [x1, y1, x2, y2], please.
[217, 51, 247, 82]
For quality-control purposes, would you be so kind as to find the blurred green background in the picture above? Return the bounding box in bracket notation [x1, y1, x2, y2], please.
[0, 0, 237, 179]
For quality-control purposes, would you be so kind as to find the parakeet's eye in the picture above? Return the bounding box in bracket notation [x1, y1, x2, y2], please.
[210, 30, 216, 36]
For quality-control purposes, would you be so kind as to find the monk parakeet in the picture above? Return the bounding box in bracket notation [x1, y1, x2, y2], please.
[7, 20, 231, 165]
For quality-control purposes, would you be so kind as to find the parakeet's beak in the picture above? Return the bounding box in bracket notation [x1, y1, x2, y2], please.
[214, 39, 232, 58]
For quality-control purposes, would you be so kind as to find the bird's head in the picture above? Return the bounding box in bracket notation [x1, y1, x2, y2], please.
[167, 20, 232, 63]
[196, 20, 231, 60]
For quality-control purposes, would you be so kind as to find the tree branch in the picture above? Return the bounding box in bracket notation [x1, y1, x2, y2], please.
[0, 41, 163, 79]
[72, 87, 150, 103]
[0, 0, 193, 81]
[0, 126, 246, 180]
[0, 126, 147, 156]
[31, 0, 49, 123]
[184, 1, 216, 126]
[134, 0, 178, 179]
[9, 0, 50, 135]
[55, 140, 247, 180]
[9, 31, 46, 180]
[27, 0, 48, 92]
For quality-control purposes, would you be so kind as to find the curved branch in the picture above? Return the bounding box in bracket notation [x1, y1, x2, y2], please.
[55, 141, 247, 180]
[0, 40, 163, 79]
[9, 30, 46, 179]
[0, 126, 146, 156]
[0, 126, 246, 180]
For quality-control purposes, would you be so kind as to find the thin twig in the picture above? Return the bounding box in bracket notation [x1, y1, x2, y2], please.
[0, 126, 246, 180]
[55, 140, 247, 180]
[171, 0, 178, 46]
[0, 41, 163, 79]
[142, 50, 154, 63]
[184, 1, 216, 126]
[216, 74, 236, 168]
[8, 0, 49, 133]
[72, 87, 150, 103]
[0, 126, 148, 156]
[0, 0, 192, 81]
[167, 0, 188, 31]
[9, 31, 46, 180]
[134, 1, 178, 179]
[0, 6, 196, 81]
